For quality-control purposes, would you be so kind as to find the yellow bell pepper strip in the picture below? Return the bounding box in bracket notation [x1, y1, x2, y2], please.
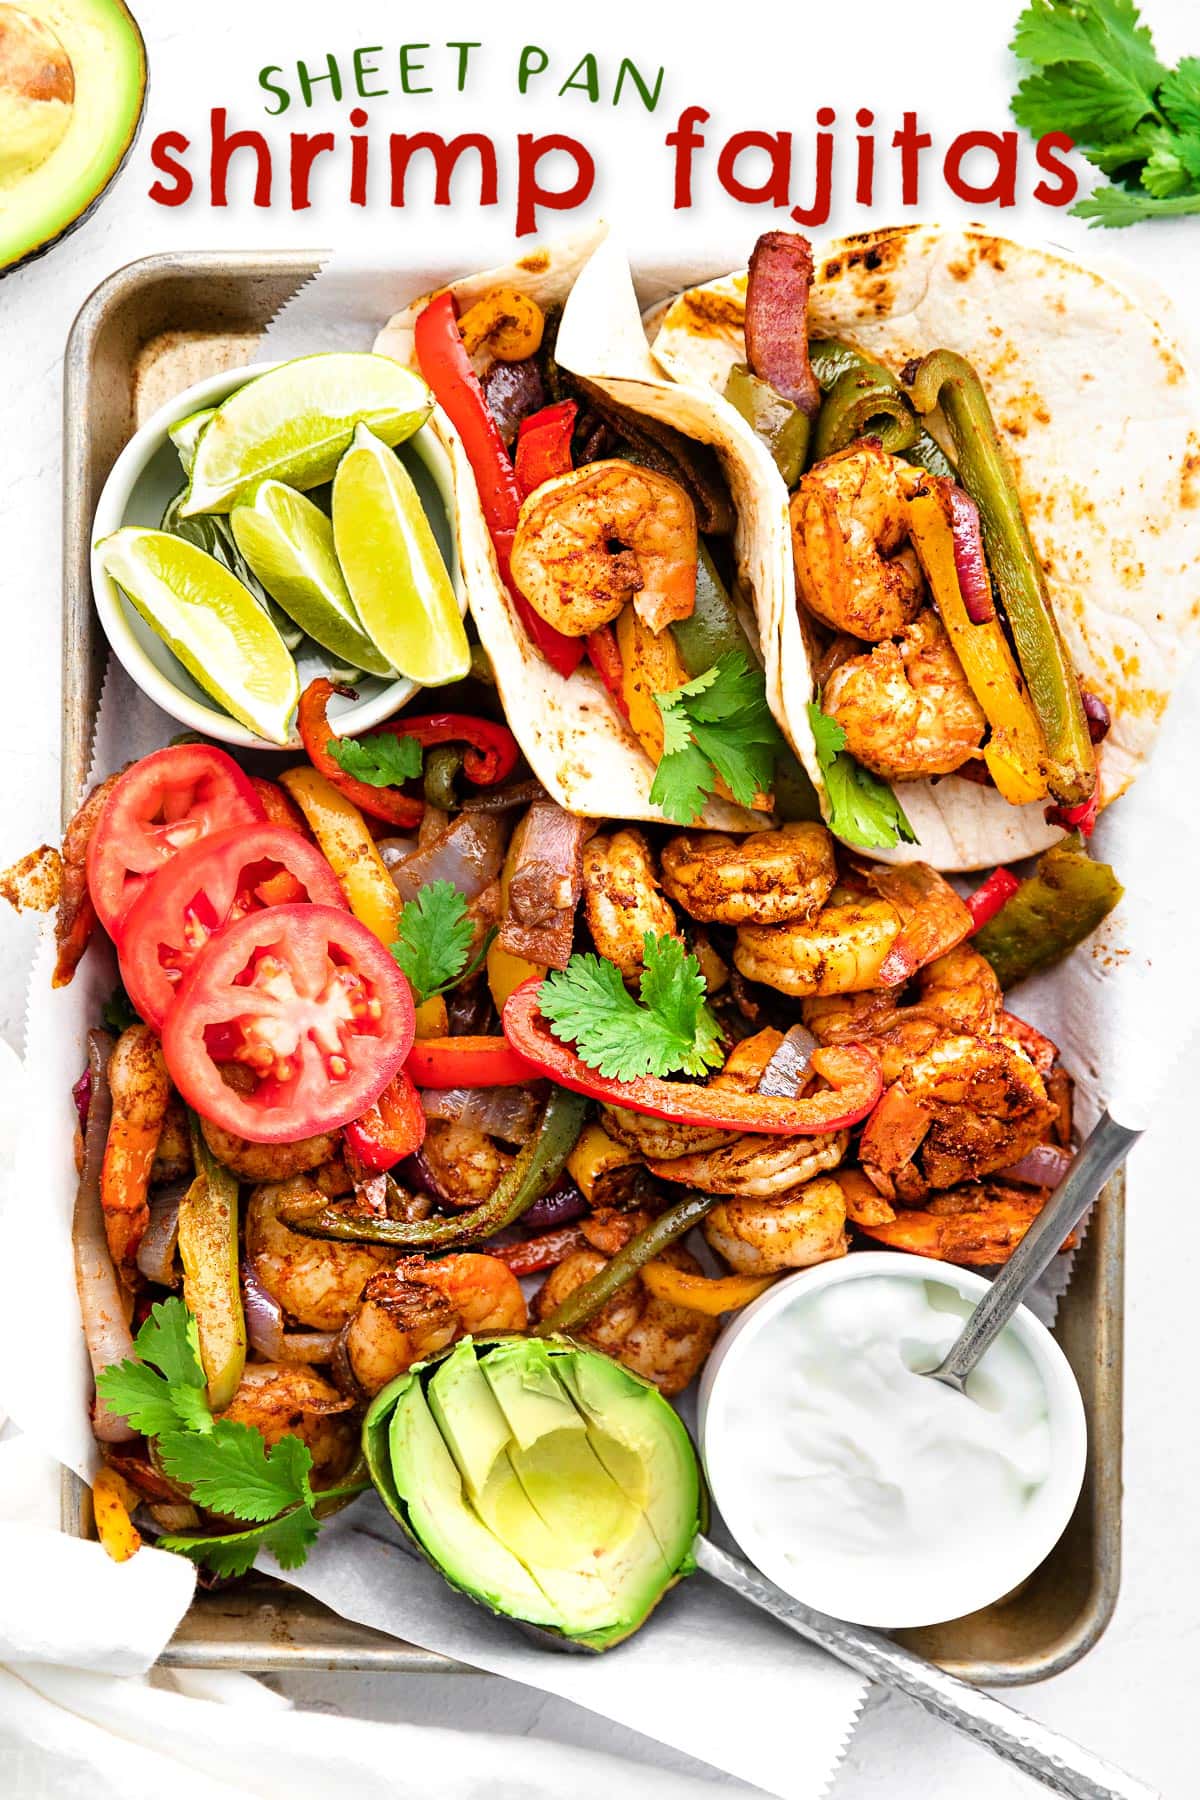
[413, 996, 449, 1038]
[639, 1262, 777, 1315]
[567, 1121, 641, 1204]
[907, 484, 1050, 806]
[907, 351, 1096, 806]
[92, 1467, 143, 1562]
[180, 1119, 246, 1413]
[504, 979, 881, 1135]
[278, 765, 402, 947]
[457, 285, 545, 361]
[533, 1190, 719, 1336]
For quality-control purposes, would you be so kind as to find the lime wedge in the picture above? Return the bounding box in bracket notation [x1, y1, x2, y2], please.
[169, 408, 215, 479]
[231, 480, 394, 676]
[182, 354, 433, 515]
[97, 527, 300, 745]
[162, 486, 304, 651]
[332, 425, 470, 686]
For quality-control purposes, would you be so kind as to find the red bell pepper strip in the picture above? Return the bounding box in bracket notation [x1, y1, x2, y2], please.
[490, 1224, 588, 1277]
[584, 625, 631, 723]
[414, 294, 584, 682]
[344, 1069, 426, 1175]
[406, 1035, 538, 1090]
[966, 866, 1021, 932]
[515, 400, 577, 495]
[365, 714, 520, 788]
[503, 980, 881, 1134]
[298, 680, 425, 829]
[1045, 788, 1099, 840]
[246, 777, 312, 904]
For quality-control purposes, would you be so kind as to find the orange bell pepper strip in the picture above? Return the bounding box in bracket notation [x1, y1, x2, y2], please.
[101, 1025, 170, 1283]
[298, 680, 425, 830]
[907, 484, 1050, 807]
[640, 1263, 777, 1315]
[92, 1467, 143, 1562]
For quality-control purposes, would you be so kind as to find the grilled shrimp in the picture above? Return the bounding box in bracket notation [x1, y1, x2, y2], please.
[582, 828, 679, 983]
[860, 1033, 1057, 1199]
[246, 1182, 396, 1330]
[344, 1255, 526, 1396]
[510, 460, 698, 636]
[660, 822, 836, 926]
[534, 1218, 717, 1397]
[853, 1181, 1060, 1266]
[421, 1119, 514, 1207]
[220, 1363, 358, 1486]
[201, 1115, 338, 1183]
[704, 1175, 849, 1275]
[802, 944, 1002, 1081]
[735, 891, 903, 997]
[601, 1107, 732, 1160]
[822, 611, 986, 780]
[648, 1130, 848, 1198]
[53, 770, 122, 988]
[790, 442, 924, 640]
[102, 1024, 171, 1280]
[151, 1097, 192, 1184]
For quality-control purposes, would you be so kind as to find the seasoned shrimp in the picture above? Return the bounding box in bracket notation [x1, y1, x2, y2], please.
[822, 611, 986, 780]
[247, 1182, 396, 1330]
[790, 442, 924, 640]
[860, 1033, 1057, 1198]
[854, 1181, 1064, 1266]
[735, 890, 903, 997]
[344, 1254, 526, 1396]
[534, 1217, 717, 1397]
[421, 1119, 514, 1207]
[704, 1175, 849, 1275]
[601, 1106, 732, 1160]
[202, 1114, 337, 1183]
[151, 1096, 191, 1184]
[802, 944, 1002, 1081]
[53, 770, 122, 988]
[582, 828, 679, 983]
[102, 1024, 171, 1280]
[510, 460, 698, 637]
[660, 822, 836, 925]
[648, 1129, 848, 1198]
[220, 1363, 358, 1485]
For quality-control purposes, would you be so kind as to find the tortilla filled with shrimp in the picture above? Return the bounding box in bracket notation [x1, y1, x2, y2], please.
[649, 226, 1200, 869]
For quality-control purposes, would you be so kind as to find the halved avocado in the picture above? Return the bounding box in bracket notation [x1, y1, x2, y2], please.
[362, 1335, 703, 1651]
[0, 1, 146, 275]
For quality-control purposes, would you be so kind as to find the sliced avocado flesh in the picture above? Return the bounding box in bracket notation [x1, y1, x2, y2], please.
[386, 1365, 564, 1631]
[0, 1, 147, 274]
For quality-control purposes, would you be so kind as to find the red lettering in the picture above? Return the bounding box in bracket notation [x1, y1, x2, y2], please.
[716, 131, 792, 206]
[209, 109, 271, 207]
[349, 107, 369, 207]
[855, 108, 875, 207]
[147, 132, 192, 207]
[389, 133, 499, 208]
[290, 133, 335, 210]
[944, 130, 1018, 207]
[892, 111, 931, 206]
[515, 132, 594, 237]
[792, 110, 834, 227]
[665, 106, 709, 209]
[1033, 131, 1079, 207]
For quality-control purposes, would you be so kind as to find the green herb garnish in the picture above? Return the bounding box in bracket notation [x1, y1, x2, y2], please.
[539, 931, 724, 1080]
[391, 879, 495, 1006]
[649, 651, 782, 825]
[807, 704, 917, 852]
[326, 733, 422, 787]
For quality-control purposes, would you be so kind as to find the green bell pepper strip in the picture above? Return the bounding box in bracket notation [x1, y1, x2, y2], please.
[279, 1086, 589, 1250]
[182, 1116, 246, 1413]
[808, 339, 950, 476]
[907, 350, 1097, 807]
[972, 833, 1122, 990]
[423, 744, 464, 811]
[723, 363, 810, 487]
[533, 1190, 719, 1336]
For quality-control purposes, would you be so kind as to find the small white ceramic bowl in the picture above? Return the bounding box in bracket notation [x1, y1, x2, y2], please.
[698, 1251, 1087, 1630]
[90, 363, 466, 751]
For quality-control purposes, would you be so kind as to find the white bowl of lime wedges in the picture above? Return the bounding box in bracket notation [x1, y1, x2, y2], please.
[91, 358, 470, 750]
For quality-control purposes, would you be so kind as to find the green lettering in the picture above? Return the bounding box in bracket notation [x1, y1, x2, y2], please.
[559, 54, 599, 103]
[297, 54, 343, 108]
[614, 58, 664, 112]
[257, 66, 290, 117]
[518, 45, 549, 94]
[399, 43, 432, 95]
[353, 47, 386, 100]
[448, 41, 481, 91]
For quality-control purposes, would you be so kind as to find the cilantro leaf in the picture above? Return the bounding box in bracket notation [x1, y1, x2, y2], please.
[1072, 183, 1200, 223]
[391, 880, 476, 1006]
[1010, 0, 1166, 125]
[650, 653, 781, 825]
[160, 1505, 321, 1579]
[326, 733, 422, 788]
[807, 705, 917, 852]
[1161, 56, 1200, 136]
[96, 1298, 210, 1439]
[94, 1360, 182, 1441]
[134, 1299, 207, 1391]
[539, 931, 724, 1080]
[157, 1419, 312, 1522]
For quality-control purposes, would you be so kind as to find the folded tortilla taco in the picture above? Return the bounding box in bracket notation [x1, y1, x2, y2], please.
[649, 226, 1200, 870]
[375, 229, 814, 833]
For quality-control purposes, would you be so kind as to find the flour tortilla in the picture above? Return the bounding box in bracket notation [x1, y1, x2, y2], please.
[374, 227, 766, 831]
[650, 226, 1200, 870]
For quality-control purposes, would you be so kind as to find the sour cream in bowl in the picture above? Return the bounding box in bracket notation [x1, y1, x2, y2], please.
[698, 1252, 1086, 1630]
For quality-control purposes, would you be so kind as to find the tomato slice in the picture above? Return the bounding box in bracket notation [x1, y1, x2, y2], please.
[405, 1036, 537, 1089]
[87, 746, 265, 938]
[117, 824, 348, 1028]
[162, 904, 415, 1144]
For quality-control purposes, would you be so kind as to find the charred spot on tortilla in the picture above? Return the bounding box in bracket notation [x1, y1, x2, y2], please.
[518, 251, 551, 274]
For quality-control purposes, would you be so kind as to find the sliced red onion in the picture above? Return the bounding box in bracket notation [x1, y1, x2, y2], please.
[462, 779, 548, 814]
[1081, 691, 1111, 745]
[136, 1184, 185, 1287]
[500, 803, 592, 969]
[403, 1147, 450, 1204]
[946, 486, 996, 624]
[757, 1024, 818, 1098]
[521, 1175, 589, 1233]
[72, 1067, 92, 1130]
[997, 1144, 1072, 1189]
[483, 357, 547, 445]
[375, 836, 419, 871]
[74, 1030, 137, 1444]
[418, 1084, 543, 1142]
[241, 1265, 339, 1365]
[744, 232, 820, 416]
[389, 813, 505, 905]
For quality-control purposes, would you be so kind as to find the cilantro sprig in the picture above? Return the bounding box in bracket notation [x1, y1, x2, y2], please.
[391, 879, 496, 1006]
[95, 1299, 365, 1578]
[1010, 0, 1200, 225]
[649, 652, 783, 826]
[807, 705, 917, 853]
[326, 732, 423, 787]
[539, 931, 724, 1080]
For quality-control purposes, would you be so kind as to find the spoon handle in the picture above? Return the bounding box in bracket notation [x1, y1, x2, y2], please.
[695, 1538, 1157, 1800]
[931, 1111, 1139, 1390]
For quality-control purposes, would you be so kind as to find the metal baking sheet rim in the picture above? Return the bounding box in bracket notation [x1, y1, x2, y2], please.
[59, 248, 1125, 1684]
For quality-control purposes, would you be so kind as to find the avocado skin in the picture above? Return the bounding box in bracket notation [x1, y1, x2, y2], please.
[1, 1, 148, 278]
[362, 1333, 706, 1653]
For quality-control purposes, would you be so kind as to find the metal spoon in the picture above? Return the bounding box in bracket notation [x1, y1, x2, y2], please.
[923, 1111, 1139, 1395]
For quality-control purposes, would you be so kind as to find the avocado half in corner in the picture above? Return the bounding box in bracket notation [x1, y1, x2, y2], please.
[363, 1335, 704, 1651]
[0, 0, 146, 275]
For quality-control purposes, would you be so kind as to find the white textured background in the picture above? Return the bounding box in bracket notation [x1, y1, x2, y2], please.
[1, 1, 1197, 1794]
